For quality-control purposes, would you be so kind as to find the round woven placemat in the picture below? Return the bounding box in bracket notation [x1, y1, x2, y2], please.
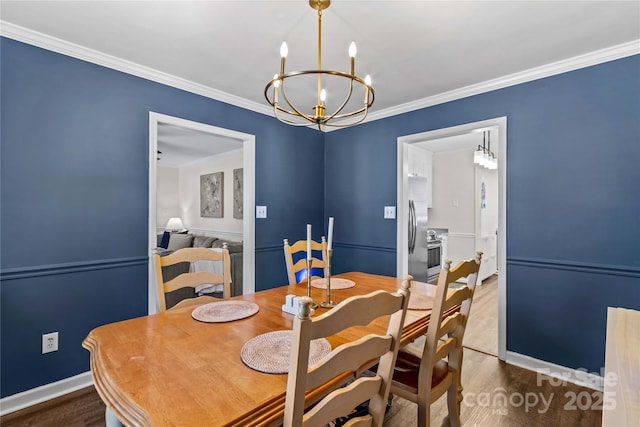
[310, 278, 356, 290]
[191, 300, 259, 323]
[240, 330, 331, 374]
[408, 293, 434, 310]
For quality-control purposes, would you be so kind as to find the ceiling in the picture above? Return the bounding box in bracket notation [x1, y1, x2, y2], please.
[156, 123, 243, 167]
[1, 1, 638, 121]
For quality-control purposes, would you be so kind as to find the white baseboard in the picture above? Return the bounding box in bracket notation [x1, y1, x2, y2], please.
[0, 372, 94, 416]
[506, 351, 604, 391]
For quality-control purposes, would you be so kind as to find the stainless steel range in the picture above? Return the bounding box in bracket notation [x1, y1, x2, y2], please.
[426, 236, 442, 282]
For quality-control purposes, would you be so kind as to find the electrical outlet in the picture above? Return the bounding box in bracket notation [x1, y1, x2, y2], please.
[384, 206, 396, 219]
[42, 332, 59, 354]
[256, 205, 267, 218]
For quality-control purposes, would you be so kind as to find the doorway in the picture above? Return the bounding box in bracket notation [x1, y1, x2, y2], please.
[396, 117, 507, 360]
[148, 112, 256, 314]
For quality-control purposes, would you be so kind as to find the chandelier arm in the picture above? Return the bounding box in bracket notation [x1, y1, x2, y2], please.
[274, 107, 320, 126]
[279, 79, 319, 122]
[264, 68, 375, 129]
[320, 78, 356, 123]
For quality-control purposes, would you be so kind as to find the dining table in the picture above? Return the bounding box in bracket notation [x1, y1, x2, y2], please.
[83, 271, 442, 426]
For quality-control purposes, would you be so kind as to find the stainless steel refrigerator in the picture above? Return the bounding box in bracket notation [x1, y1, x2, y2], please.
[408, 176, 430, 282]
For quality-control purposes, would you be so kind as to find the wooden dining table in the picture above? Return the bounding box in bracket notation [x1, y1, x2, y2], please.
[83, 272, 439, 426]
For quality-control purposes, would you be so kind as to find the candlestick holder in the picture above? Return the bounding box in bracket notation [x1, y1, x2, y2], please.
[320, 248, 336, 308]
[306, 259, 318, 309]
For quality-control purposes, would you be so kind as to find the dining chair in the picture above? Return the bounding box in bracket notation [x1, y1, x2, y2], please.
[283, 237, 327, 285]
[153, 246, 231, 312]
[390, 252, 482, 427]
[283, 277, 412, 427]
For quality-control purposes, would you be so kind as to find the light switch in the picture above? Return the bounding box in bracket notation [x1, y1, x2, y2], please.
[384, 206, 396, 219]
[256, 206, 267, 218]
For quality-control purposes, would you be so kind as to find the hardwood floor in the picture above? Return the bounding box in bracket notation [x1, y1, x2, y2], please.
[2, 275, 601, 426]
[384, 347, 602, 426]
[464, 274, 499, 356]
[1, 387, 106, 427]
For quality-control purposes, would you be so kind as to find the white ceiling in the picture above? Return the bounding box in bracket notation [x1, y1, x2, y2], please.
[1, 1, 638, 164]
[156, 123, 243, 167]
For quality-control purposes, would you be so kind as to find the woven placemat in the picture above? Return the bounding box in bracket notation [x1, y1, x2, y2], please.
[310, 278, 356, 290]
[408, 293, 435, 310]
[240, 330, 331, 374]
[192, 300, 259, 323]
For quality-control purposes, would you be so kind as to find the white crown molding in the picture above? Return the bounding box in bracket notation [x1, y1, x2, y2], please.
[1, 21, 638, 130]
[363, 40, 640, 125]
[0, 371, 93, 416]
[0, 21, 274, 117]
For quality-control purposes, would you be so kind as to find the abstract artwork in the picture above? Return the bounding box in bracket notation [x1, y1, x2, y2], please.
[233, 168, 244, 219]
[201, 172, 224, 218]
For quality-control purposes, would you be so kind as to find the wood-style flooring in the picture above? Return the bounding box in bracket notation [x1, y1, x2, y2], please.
[2, 274, 601, 426]
[464, 274, 499, 356]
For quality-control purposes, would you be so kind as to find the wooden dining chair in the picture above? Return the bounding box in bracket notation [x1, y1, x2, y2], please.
[390, 252, 482, 427]
[283, 237, 327, 285]
[283, 277, 412, 427]
[153, 246, 231, 312]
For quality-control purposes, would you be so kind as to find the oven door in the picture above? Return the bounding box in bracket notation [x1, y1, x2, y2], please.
[426, 242, 442, 280]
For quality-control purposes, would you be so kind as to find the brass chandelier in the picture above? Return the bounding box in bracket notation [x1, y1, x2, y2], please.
[264, 0, 375, 131]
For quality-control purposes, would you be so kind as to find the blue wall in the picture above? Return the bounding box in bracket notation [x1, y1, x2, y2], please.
[325, 55, 640, 373]
[1, 36, 638, 398]
[0, 37, 324, 397]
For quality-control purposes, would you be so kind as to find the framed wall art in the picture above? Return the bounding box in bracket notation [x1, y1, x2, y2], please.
[200, 172, 224, 218]
[233, 168, 244, 219]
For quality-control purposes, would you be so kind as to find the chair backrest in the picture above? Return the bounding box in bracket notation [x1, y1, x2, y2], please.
[418, 252, 482, 392]
[153, 246, 231, 312]
[283, 277, 412, 427]
[283, 237, 327, 285]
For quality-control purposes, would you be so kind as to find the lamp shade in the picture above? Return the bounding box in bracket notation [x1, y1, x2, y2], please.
[165, 217, 185, 231]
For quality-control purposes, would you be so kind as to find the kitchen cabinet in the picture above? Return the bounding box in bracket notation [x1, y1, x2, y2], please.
[408, 144, 433, 207]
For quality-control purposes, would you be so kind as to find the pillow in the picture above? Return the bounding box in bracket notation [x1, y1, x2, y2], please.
[193, 235, 216, 248]
[167, 233, 194, 251]
[159, 231, 171, 249]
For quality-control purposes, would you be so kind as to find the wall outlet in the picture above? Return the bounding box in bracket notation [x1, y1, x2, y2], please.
[256, 205, 267, 218]
[42, 332, 59, 354]
[384, 206, 396, 219]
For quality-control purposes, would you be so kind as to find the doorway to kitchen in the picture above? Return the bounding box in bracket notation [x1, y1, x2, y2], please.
[148, 112, 256, 314]
[396, 117, 506, 360]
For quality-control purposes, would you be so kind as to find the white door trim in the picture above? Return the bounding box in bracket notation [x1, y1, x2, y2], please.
[396, 116, 507, 361]
[148, 112, 256, 313]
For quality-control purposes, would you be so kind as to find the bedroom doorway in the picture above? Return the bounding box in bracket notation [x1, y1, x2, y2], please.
[148, 112, 256, 314]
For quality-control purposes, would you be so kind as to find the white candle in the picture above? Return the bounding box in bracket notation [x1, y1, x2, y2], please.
[307, 224, 312, 260]
[327, 217, 334, 251]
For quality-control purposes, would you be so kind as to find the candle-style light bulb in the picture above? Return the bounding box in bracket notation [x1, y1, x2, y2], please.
[273, 74, 280, 88]
[348, 42, 357, 58]
[280, 42, 288, 58]
[320, 89, 327, 104]
[364, 75, 372, 86]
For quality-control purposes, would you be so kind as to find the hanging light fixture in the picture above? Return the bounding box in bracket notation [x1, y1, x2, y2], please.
[264, 0, 375, 131]
[474, 131, 498, 169]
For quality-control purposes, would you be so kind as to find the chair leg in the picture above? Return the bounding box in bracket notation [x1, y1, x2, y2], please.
[456, 347, 464, 406]
[417, 400, 430, 427]
[447, 381, 461, 427]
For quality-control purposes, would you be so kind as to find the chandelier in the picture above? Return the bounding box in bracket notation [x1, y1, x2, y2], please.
[264, 0, 375, 131]
[474, 131, 498, 170]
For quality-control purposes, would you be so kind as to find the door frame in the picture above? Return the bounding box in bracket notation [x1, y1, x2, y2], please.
[396, 116, 507, 360]
[148, 112, 256, 314]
